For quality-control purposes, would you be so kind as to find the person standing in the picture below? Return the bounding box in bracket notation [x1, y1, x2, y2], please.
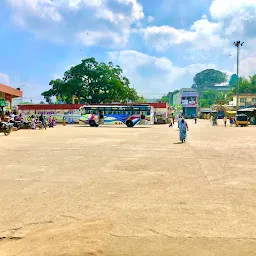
[224, 116, 227, 127]
[48, 116, 53, 127]
[63, 116, 66, 126]
[31, 115, 36, 129]
[52, 117, 56, 127]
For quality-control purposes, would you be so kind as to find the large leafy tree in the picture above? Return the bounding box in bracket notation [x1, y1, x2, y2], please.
[192, 69, 227, 89]
[42, 58, 143, 104]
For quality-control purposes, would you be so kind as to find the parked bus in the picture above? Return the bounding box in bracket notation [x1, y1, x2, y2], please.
[79, 104, 154, 127]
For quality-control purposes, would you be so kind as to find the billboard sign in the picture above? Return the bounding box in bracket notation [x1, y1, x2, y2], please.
[182, 99, 198, 107]
[181, 99, 189, 105]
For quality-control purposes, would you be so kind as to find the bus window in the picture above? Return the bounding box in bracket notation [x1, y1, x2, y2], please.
[83, 109, 90, 114]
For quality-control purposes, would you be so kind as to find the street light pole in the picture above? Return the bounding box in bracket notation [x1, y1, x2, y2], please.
[233, 41, 244, 110]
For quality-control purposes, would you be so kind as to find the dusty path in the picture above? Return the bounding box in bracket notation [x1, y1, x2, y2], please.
[0, 120, 256, 255]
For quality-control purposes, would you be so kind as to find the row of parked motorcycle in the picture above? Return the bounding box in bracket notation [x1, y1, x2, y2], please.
[0, 115, 54, 136]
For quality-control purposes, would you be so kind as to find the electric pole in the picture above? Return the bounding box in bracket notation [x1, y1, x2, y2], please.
[233, 41, 244, 110]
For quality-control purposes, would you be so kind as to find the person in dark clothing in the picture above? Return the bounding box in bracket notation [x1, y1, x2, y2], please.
[39, 114, 47, 130]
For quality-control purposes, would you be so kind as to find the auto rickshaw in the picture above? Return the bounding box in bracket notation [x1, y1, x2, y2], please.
[235, 114, 249, 127]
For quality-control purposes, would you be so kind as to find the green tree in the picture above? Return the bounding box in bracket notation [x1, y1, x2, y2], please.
[160, 95, 169, 103]
[230, 77, 256, 94]
[249, 75, 256, 93]
[42, 58, 143, 104]
[229, 74, 238, 86]
[198, 90, 226, 107]
[193, 69, 227, 89]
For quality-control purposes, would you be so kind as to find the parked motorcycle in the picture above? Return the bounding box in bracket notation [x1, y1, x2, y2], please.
[10, 119, 22, 130]
[21, 120, 32, 129]
[0, 122, 13, 136]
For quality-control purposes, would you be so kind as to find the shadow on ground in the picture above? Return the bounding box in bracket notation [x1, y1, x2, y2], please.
[74, 126, 151, 129]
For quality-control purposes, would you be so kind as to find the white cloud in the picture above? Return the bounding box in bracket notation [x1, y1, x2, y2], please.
[210, 0, 256, 38]
[78, 29, 129, 48]
[140, 0, 256, 57]
[5, 0, 144, 48]
[8, 0, 63, 22]
[210, 0, 256, 20]
[0, 73, 10, 85]
[240, 52, 256, 77]
[141, 17, 228, 52]
[115, 0, 144, 20]
[108, 50, 217, 96]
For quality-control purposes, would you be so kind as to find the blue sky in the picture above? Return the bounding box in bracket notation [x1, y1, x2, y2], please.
[0, 0, 256, 102]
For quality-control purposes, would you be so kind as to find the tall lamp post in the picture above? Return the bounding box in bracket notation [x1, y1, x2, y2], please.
[233, 41, 244, 110]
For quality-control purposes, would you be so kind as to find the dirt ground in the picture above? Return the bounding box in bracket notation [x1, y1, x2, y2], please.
[0, 120, 256, 256]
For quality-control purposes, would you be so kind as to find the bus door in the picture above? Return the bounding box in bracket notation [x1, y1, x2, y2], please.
[98, 110, 104, 125]
[140, 111, 146, 125]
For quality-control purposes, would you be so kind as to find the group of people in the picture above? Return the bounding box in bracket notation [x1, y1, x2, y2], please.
[169, 115, 189, 143]
[211, 116, 235, 127]
[31, 114, 56, 130]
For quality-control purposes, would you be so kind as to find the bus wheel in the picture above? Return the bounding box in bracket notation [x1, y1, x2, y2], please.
[89, 120, 95, 127]
[126, 120, 134, 127]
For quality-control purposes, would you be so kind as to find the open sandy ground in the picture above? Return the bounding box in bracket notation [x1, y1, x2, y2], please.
[0, 120, 256, 256]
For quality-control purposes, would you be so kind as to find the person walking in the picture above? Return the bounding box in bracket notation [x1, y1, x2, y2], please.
[178, 116, 182, 129]
[224, 116, 227, 127]
[179, 118, 189, 143]
[39, 114, 47, 130]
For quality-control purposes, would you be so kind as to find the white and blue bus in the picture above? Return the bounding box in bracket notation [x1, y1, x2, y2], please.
[79, 104, 154, 127]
